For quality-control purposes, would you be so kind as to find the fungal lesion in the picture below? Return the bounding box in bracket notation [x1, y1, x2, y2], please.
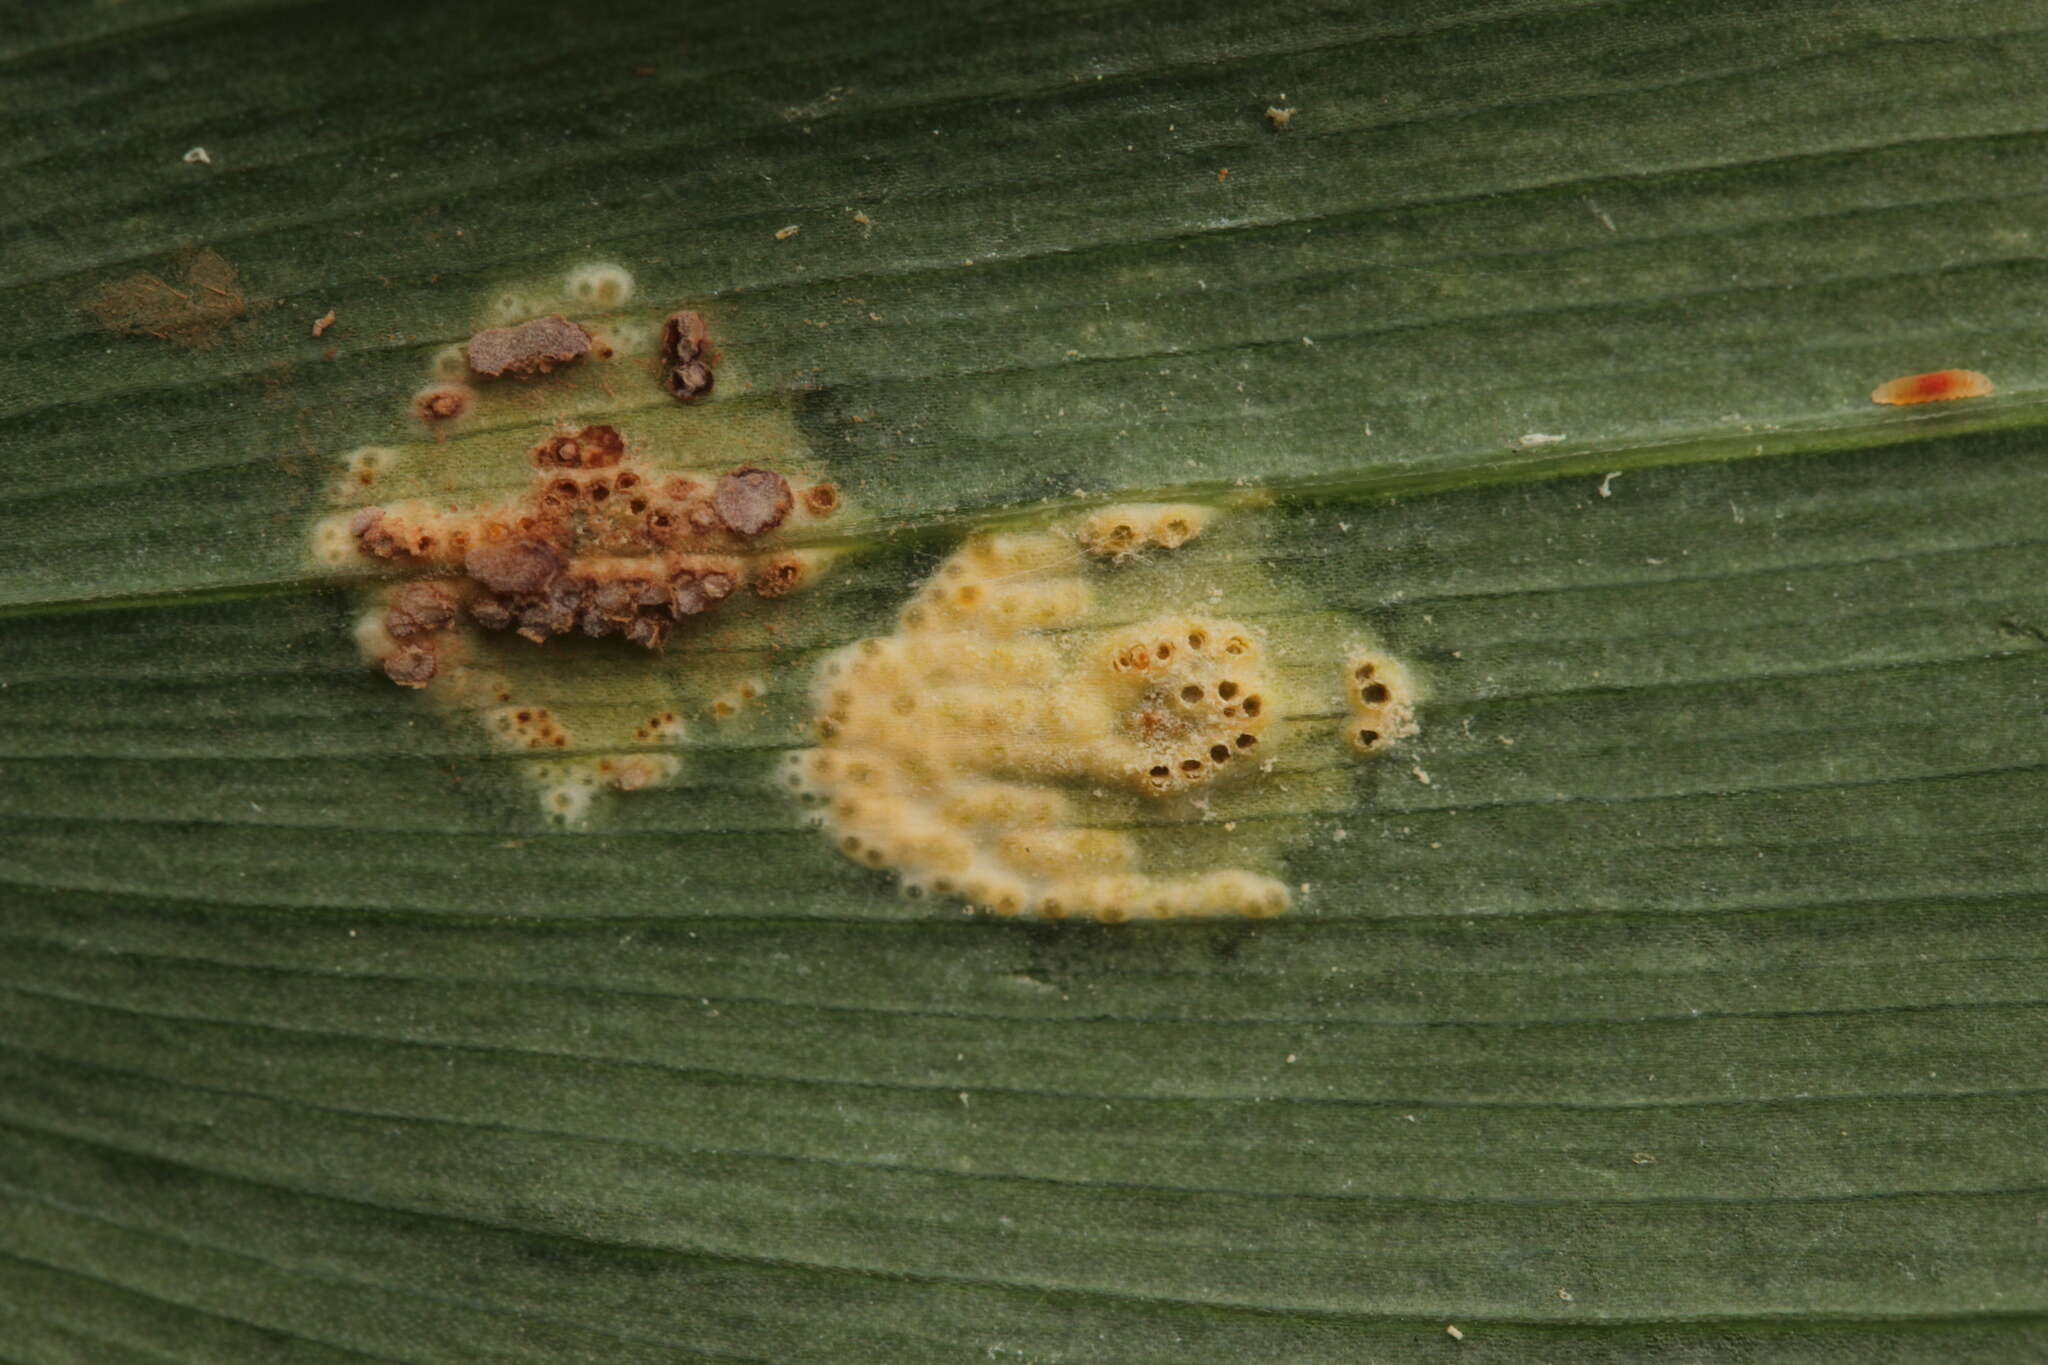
[786, 504, 1422, 922]
[1343, 648, 1419, 754]
[308, 264, 844, 824]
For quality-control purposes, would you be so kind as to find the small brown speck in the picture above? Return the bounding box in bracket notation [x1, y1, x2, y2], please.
[312, 309, 336, 337]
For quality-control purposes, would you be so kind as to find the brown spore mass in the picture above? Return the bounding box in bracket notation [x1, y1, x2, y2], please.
[466, 315, 595, 378]
[87, 249, 246, 348]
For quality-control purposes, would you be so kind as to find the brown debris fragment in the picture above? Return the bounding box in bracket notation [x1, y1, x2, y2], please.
[713, 467, 793, 536]
[312, 309, 336, 337]
[661, 310, 716, 402]
[465, 315, 594, 378]
[86, 248, 246, 349]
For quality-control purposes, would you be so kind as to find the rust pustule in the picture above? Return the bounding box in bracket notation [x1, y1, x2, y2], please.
[382, 644, 439, 688]
[531, 423, 626, 469]
[661, 309, 716, 402]
[384, 580, 461, 638]
[464, 537, 564, 595]
[414, 386, 473, 422]
[713, 467, 793, 536]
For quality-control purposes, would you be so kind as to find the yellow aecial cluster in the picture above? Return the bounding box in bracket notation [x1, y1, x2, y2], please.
[785, 504, 1319, 921]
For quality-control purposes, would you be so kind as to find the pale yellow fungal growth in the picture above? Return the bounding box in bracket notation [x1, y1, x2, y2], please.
[1075, 502, 1212, 559]
[1343, 648, 1419, 754]
[789, 515, 1293, 921]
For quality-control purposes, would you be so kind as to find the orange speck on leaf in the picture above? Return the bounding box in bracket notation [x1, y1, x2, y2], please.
[1871, 368, 1993, 406]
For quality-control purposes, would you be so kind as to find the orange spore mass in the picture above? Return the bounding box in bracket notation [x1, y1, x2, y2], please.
[1871, 368, 1993, 406]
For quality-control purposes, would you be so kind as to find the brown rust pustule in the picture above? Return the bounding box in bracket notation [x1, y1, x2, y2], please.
[801, 483, 840, 517]
[466, 315, 594, 378]
[661, 310, 716, 402]
[713, 467, 793, 536]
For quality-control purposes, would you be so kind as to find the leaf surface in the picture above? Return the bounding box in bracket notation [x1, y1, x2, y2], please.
[2, 2, 2046, 1361]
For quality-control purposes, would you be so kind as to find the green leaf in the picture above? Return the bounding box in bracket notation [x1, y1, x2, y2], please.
[3, 2, 2046, 1361]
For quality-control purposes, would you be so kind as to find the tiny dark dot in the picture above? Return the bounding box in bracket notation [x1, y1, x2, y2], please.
[1149, 765, 1171, 779]
[1217, 681, 1239, 700]
[1156, 642, 1174, 660]
[1361, 682, 1390, 704]
[1209, 744, 1230, 762]
[1187, 630, 1207, 648]
[1180, 684, 1203, 703]
[1242, 695, 1262, 717]
[1180, 759, 1203, 773]
[1357, 728, 1380, 747]
[1235, 733, 1257, 749]
[1354, 663, 1376, 681]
